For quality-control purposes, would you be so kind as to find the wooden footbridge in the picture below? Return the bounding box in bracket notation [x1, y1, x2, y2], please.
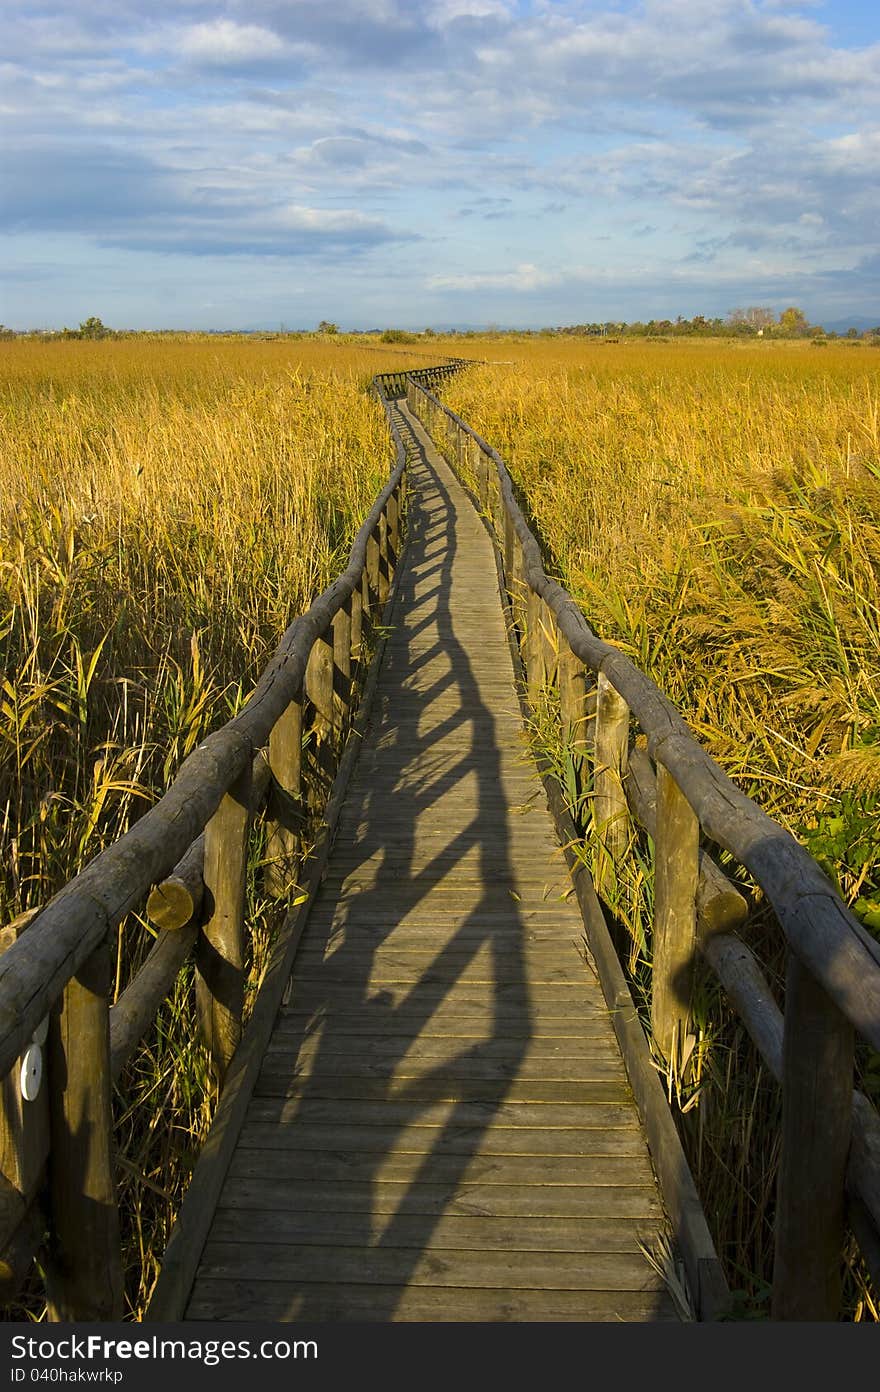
[2, 361, 880, 1324]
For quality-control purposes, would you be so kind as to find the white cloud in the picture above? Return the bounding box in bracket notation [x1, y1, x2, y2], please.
[177, 19, 287, 65]
[428, 263, 563, 292]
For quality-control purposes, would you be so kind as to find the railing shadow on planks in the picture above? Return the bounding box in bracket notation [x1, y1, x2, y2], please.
[404, 372, 880, 1323]
[0, 362, 460, 1321]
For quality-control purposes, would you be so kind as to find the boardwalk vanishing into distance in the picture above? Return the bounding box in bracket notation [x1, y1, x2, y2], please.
[182, 400, 676, 1322]
[4, 360, 880, 1325]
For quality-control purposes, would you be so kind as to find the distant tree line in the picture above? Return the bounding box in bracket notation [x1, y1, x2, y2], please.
[546, 307, 844, 339]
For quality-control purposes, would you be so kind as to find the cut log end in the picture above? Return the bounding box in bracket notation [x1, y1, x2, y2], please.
[146, 878, 199, 932]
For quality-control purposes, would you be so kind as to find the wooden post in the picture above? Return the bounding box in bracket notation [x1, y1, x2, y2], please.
[523, 587, 543, 701]
[306, 628, 335, 736]
[46, 938, 123, 1320]
[386, 489, 400, 572]
[366, 526, 380, 609]
[0, 917, 49, 1302]
[651, 759, 700, 1068]
[559, 642, 591, 755]
[332, 600, 352, 733]
[503, 507, 516, 585]
[377, 512, 390, 607]
[350, 582, 363, 671]
[361, 560, 372, 639]
[265, 699, 302, 900]
[196, 760, 252, 1083]
[772, 954, 854, 1320]
[541, 601, 558, 690]
[492, 474, 506, 546]
[593, 670, 630, 898]
[510, 540, 527, 645]
[475, 441, 489, 511]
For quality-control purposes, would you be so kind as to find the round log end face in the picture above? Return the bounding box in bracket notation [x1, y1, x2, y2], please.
[146, 879, 197, 931]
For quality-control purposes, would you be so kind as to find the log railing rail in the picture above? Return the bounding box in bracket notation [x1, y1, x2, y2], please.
[405, 373, 880, 1322]
[0, 362, 462, 1318]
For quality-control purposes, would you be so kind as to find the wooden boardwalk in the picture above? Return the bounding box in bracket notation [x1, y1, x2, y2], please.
[185, 402, 676, 1322]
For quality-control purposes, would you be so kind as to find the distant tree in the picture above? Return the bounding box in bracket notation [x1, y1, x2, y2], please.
[79, 316, 111, 339]
[317, 320, 339, 335]
[728, 306, 776, 332]
[778, 306, 810, 337]
[380, 329, 417, 344]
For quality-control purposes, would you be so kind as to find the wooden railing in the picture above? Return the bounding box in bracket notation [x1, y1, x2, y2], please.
[376, 358, 475, 401]
[406, 374, 880, 1322]
[0, 373, 430, 1319]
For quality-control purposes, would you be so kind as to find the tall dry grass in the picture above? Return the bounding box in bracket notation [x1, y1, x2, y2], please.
[442, 338, 880, 1316]
[0, 334, 428, 1315]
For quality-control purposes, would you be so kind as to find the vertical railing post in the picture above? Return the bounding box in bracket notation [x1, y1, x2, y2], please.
[386, 489, 400, 571]
[306, 627, 335, 738]
[265, 697, 302, 900]
[332, 599, 352, 733]
[559, 642, 591, 755]
[593, 670, 630, 898]
[651, 758, 700, 1068]
[475, 441, 488, 510]
[541, 601, 558, 692]
[366, 525, 381, 613]
[45, 937, 123, 1320]
[350, 581, 363, 674]
[772, 955, 854, 1320]
[377, 512, 390, 607]
[503, 506, 515, 584]
[196, 759, 252, 1083]
[510, 538, 527, 646]
[525, 588, 546, 705]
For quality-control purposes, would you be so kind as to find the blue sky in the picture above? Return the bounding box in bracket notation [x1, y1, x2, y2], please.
[2, 0, 879, 330]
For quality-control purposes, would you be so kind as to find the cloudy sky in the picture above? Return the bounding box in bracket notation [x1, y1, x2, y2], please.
[3, 0, 879, 329]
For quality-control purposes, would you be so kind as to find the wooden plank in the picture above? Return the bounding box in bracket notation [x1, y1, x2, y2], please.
[254, 1077, 633, 1104]
[209, 1208, 653, 1252]
[197, 1241, 665, 1291]
[186, 1278, 675, 1322]
[227, 1149, 655, 1188]
[237, 1122, 646, 1157]
[264, 1036, 622, 1064]
[245, 1099, 642, 1129]
[215, 1177, 663, 1220]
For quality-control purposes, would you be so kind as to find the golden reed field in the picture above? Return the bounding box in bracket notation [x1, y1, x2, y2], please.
[2, 331, 879, 1315]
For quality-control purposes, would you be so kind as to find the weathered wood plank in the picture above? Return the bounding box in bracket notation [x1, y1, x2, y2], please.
[245, 1098, 642, 1129]
[210, 1177, 663, 1220]
[209, 1209, 653, 1251]
[186, 1279, 675, 1322]
[197, 1240, 665, 1291]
